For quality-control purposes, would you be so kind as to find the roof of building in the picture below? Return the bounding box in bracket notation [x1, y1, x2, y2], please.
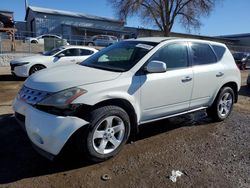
[25, 6, 124, 24]
[0, 10, 14, 13]
[218, 33, 250, 38]
[124, 26, 238, 43]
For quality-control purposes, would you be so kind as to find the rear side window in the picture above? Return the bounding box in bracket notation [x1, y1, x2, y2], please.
[190, 43, 217, 65]
[212, 45, 226, 60]
[149, 43, 189, 69]
[79, 49, 94, 56]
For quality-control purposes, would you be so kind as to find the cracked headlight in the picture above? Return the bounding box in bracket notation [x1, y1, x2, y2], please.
[37, 87, 87, 108]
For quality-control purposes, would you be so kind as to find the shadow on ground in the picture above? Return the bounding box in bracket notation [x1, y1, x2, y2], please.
[0, 74, 25, 82]
[239, 85, 250, 97]
[0, 111, 213, 184]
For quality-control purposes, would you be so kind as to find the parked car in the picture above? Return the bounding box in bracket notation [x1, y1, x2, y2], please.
[25, 34, 68, 44]
[13, 38, 241, 162]
[87, 35, 118, 47]
[10, 45, 98, 77]
[0, 13, 14, 28]
[233, 52, 250, 70]
[247, 73, 250, 86]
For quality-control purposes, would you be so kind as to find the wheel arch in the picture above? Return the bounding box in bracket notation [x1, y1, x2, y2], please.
[213, 82, 239, 105]
[78, 98, 139, 135]
[29, 64, 47, 75]
[30, 40, 38, 43]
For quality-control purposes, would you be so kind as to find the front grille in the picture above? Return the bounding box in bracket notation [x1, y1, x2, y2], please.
[18, 86, 51, 105]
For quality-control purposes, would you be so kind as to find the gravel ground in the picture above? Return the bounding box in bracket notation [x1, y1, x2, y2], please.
[0, 67, 249, 188]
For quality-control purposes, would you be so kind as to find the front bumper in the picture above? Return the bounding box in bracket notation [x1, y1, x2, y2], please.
[13, 65, 29, 77]
[13, 97, 89, 158]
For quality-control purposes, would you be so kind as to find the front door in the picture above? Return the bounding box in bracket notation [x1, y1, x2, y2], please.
[140, 42, 193, 122]
[54, 48, 79, 65]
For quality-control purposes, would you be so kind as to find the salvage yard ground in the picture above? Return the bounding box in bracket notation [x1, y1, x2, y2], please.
[0, 67, 249, 188]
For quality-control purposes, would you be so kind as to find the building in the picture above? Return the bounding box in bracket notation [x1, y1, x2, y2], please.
[218, 33, 250, 46]
[13, 5, 250, 52]
[24, 6, 125, 41]
[0, 10, 14, 21]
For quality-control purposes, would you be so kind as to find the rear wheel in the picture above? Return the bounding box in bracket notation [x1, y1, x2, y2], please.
[207, 87, 235, 121]
[29, 65, 46, 75]
[77, 106, 131, 162]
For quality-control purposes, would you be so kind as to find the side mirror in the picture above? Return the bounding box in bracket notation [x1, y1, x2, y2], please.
[57, 53, 65, 58]
[145, 60, 167, 73]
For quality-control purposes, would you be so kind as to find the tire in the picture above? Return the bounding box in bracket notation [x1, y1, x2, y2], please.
[207, 87, 235, 121]
[31, 40, 38, 44]
[77, 105, 131, 162]
[29, 65, 46, 75]
[87, 42, 94, 47]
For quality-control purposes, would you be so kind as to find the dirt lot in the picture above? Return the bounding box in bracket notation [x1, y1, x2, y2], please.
[0, 67, 249, 188]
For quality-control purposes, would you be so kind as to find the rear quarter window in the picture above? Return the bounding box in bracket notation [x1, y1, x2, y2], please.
[211, 45, 226, 60]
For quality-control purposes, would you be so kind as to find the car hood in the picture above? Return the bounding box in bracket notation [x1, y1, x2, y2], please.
[11, 55, 51, 64]
[24, 65, 121, 92]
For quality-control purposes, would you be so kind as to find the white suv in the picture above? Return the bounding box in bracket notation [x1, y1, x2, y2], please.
[13, 38, 241, 161]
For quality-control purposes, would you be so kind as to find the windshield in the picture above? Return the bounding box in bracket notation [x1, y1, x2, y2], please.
[233, 53, 248, 60]
[43, 47, 64, 56]
[81, 41, 158, 72]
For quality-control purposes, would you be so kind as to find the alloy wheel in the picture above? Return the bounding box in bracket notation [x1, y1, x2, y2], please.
[92, 116, 125, 155]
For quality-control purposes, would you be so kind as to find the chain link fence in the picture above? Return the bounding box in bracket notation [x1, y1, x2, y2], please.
[1, 30, 250, 54]
[0, 30, 127, 54]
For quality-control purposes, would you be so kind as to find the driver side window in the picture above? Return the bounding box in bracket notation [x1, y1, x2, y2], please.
[149, 42, 189, 69]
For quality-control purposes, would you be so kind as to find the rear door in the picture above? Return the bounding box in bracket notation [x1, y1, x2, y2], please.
[95, 36, 104, 46]
[188, 42, 225, 109]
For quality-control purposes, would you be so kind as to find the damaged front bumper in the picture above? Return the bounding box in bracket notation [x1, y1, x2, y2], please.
[13, 97, 89, 159]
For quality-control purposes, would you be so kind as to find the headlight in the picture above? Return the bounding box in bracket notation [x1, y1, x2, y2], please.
[37, 87, 87, 108]
[14, 62, 30, 66]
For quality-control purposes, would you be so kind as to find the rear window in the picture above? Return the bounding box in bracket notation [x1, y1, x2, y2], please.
[190, 43, 217, 65]
[212, 45, 226, 60]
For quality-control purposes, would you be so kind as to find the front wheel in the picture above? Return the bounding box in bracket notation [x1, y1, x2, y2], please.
[77, 106, 131, 162]
[29, 65, 46, 75]
[207, 87, 235, 121]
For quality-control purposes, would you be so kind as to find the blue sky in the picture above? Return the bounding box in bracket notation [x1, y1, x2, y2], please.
[0, 0, 249, 36]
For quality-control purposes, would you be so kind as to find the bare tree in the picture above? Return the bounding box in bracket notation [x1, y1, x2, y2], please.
[109, 0, 220, 36]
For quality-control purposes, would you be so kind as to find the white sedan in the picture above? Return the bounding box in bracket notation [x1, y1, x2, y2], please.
[10, 46, 98, 77]
[25, 34, 68, 44]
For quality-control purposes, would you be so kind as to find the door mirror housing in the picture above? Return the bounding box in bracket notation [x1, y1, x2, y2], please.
[145, 60, 167, 73]
[56, 53, 65, 58]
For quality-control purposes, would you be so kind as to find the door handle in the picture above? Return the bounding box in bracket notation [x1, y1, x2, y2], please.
[216, 72, 224, 77]
[181, 76, 192, 82]
[70, 59, 76, 62]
